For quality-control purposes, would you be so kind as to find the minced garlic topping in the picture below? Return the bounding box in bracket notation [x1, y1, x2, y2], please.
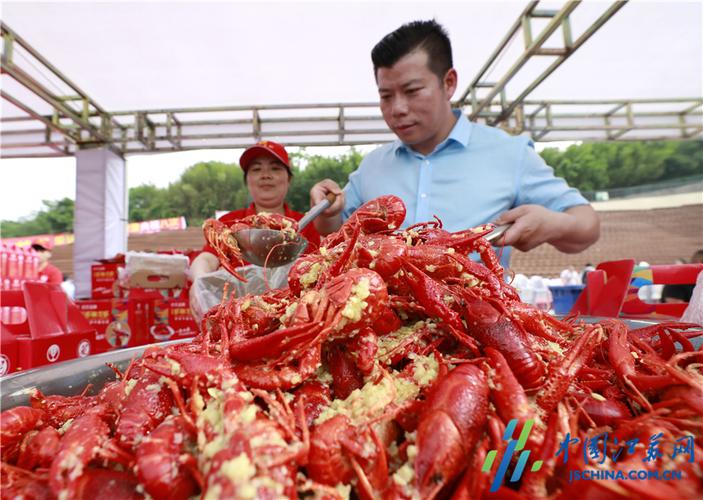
[299, 262, 322, 288]
[220, 453, 256, 483]
[393, 462, 415, 486]
[124, 378, 137, 396]
[340, 277, 371, 323]
[58, 418, 73, 435]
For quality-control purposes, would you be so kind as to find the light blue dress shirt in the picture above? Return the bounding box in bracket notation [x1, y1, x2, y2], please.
[342, 110, 588, 267]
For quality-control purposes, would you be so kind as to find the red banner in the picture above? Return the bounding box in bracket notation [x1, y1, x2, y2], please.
[127, 216, 187, 235]
[2, 233, 74, 248]
[2, 217, 188, 248]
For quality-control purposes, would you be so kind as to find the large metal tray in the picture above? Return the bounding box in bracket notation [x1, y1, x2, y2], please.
[2, 317, 693, 411]
[0, 339, 190, 410]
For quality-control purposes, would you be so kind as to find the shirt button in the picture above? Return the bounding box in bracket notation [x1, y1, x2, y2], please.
[424, 160, 429, 166]
[420, 193, 427, 199]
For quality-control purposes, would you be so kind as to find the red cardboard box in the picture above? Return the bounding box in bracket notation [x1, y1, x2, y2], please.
[75, 294, 198, 351]
[16, 332, 94, 369]
[124, 286, 189, 301]
[75, 297, 148, 350]
[1, 283, 96, 372]
[91, 262, 125, 299]
[0, 327, 19, 376]
[150, 297, 199, 342]
[75, 298, 125, 352]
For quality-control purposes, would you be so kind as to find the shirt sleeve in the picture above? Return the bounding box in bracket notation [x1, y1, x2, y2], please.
[43, 264, 64, 285]
[515, 141, 589, 212]
[342, 165, 365, 221]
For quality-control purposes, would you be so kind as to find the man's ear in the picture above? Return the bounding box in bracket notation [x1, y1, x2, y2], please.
[444, 68, 458, 99]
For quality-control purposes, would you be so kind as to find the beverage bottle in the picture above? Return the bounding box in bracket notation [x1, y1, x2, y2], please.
[16, 248, 25, 281]
[530, 276, 553, 313]
[0, 244, 8, 278]
[1, 306, 10, 325]
[28, 248, 39, 280]
[7, 246, 18, 278]
[11, 306, 26, 324]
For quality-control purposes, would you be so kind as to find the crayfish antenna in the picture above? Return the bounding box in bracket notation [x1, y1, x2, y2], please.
[105, 362, 124, 380]
[163, 378, 195, 432]
[347, 455, 376, 500]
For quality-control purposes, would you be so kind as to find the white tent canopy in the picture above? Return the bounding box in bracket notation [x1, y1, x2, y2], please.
[1, 1, 700, 115]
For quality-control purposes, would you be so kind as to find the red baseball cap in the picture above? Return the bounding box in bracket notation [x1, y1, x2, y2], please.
[239, 140, 291, 174]
[31, 238, 54, 251]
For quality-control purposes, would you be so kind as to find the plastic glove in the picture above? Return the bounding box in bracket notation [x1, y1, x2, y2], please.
[681, 270, 703, 326]
[188, 263, 294, 322]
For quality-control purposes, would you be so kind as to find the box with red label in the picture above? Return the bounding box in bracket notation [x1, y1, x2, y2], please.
[0, 327, 19, 376]
[91, 262, 125, 299]
[1, 283, 96, 372]
[75, 297, 153, 350]
[15, 333, 94, 369]
[75, 298, 129, 352]
[122, 285, 189, 301]
[149, 297, 199, 342]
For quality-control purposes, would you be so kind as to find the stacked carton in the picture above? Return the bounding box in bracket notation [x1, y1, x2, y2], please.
[75, 252, 199, 350]
[0, 282, 95, 375]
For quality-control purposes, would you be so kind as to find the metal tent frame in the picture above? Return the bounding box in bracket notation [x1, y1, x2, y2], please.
[2, 0, 701, 159]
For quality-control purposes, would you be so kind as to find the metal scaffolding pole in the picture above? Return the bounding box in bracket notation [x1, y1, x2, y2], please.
[458, 0, 628, 125]
[2, 6, 701, 160]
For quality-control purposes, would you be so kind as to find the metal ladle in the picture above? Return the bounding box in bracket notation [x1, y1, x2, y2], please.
[484, 223, 512, 243]
[234, 193, 336, 267]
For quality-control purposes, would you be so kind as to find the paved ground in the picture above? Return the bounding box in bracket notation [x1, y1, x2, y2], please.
[592, 192, 702, 211]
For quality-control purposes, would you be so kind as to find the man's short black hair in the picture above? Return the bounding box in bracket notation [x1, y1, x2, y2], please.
[371, 20, 453, 81]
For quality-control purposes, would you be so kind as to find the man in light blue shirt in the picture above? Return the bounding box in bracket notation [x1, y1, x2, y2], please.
[311, 20, 599, 267]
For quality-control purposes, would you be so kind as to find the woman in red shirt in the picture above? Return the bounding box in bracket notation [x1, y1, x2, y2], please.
[31, 240, 63, 285]
[190, 140, 321, 280]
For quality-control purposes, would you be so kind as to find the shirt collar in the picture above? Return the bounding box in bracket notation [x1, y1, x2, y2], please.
[393, 109, 473, 157]
[246, 202, 292, 216]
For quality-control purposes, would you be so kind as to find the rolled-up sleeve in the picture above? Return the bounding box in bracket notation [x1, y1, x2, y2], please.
[342, 168, 364, 221]
[516, 142, 588, 212]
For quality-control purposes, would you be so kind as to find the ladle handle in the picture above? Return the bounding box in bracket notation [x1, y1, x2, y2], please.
[485, 223, 512, 243]
[298, 193, 337, 231]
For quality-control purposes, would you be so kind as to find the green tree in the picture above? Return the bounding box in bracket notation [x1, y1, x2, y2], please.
[0, 198, 74, 237]
[557, 143, 610, 191]
[129, 184, 173, 222]
[664, 140, 703, 178]
[166, 161, 246, 226]
[286, 148, 363, 212]
[36, 198, 74, 233]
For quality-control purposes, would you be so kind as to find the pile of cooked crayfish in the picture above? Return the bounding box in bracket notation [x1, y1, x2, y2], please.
[2, 195, 702, 499]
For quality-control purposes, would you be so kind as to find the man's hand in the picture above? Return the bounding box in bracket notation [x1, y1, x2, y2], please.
[493, 204, 600, 253]
[310, 179, 345, 235]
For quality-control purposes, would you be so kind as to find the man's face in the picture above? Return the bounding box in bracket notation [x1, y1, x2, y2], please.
[245, 155, 290, 209]
[376, 49, 457, 155]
